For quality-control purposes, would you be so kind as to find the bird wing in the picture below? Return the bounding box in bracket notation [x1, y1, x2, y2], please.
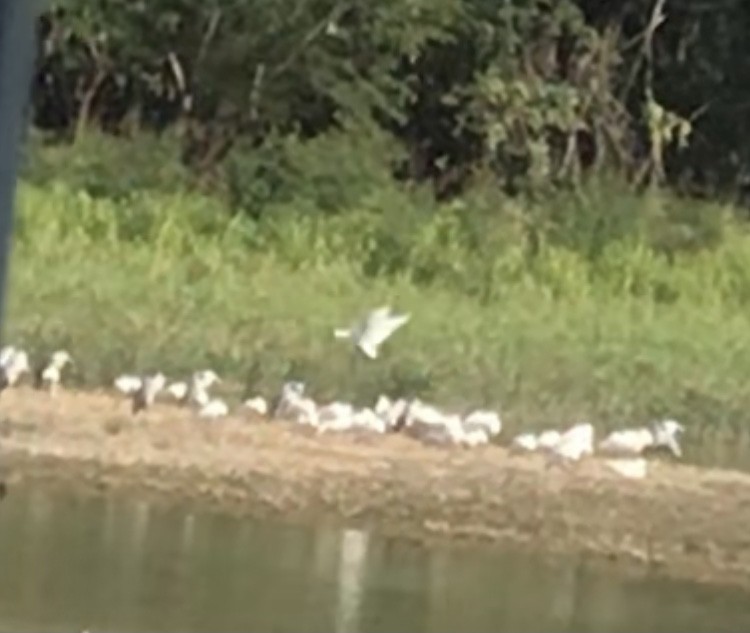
[361, 312, 410, 348]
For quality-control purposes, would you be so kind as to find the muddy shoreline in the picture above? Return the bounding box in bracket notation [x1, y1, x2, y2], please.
[1, 387, 750, 590]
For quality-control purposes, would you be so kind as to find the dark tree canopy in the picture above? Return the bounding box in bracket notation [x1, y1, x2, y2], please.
[30, 0, 750, 198]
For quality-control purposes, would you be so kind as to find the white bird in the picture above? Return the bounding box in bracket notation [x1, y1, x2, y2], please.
[287, 397, 319, 426]
[274, 381, 305, 418]
[114, 374, 142, 396]
[166, 381, 189, 400]
[511, 429, 564, 453]
[0, 348, 30, 390]
[547, 422, 594, 463]
[317, 401, 356, 433]
[374, 394, 392, 417]
[243, 396, 268, 416]
[598, 419, 685, 458]
[351, 407, 387, 434]
[183, 369, 221, 407]
[459, 428, 490, 447]
[334, 306, 410, 359]
[603, 457, 649, 480]
[511, 432, 538, 452]
[274, 381, 318, 426]
[377, 396, 409, 432]
[132, 372, 166, 414]
[651, 419, 686, 457]
[35, 350, 73, 396]
[198, 398, 229, 419]
[537, 430, 562, 449]
[463, 409, 502, 437]
[403, 399, 465, 445]
[0, 345, 16, 367]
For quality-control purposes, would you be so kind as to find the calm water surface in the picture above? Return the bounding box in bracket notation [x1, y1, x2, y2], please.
[0, 486, 748, 633]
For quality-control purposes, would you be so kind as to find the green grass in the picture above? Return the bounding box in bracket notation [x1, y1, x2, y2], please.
[8, 135, 750, 452]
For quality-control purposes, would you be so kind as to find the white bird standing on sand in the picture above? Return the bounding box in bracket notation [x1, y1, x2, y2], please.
[243, 396, 268, 416]
[463, 409, 502, 437]
[402, 399, 466, 445]
[183, 369, 221, 407]
[316, 401, 356, 433]
[352, 407, 387, 434]
[511, 432, 539, 452]
[511, 429, 562, 453]
[383, 398, 410, 432]
[334, 306, 410, 359]
[374, 394, 392, 417]
[198, 398, 229, 419]
[458, 427, 490, 447]
[132, 372, 166, 414]
[598, 419, 685, 458]
[538, 429, 563, 449]
[0, 348, 30, 391]
[35, 350, 73, 396]
[546, 422, 594, 463]
[274, 381, 318, 426]
[114, 374, 142, 396]
[274, 380, 305, 418]
[0, 345, 15, 367]
[166, 381, 189, 401]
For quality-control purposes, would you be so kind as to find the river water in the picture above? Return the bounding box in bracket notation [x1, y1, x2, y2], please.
[0, 486, 748, 633]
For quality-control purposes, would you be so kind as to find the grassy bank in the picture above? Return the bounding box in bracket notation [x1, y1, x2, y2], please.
[7, 134, 750, 442]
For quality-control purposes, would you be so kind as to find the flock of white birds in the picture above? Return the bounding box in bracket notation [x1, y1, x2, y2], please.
[0, 306, 685, 480]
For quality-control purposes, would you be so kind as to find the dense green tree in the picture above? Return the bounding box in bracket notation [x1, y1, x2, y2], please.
[29, 0, 750, 199]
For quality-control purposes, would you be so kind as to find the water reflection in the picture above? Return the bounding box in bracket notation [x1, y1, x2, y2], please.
[335, 528, 369, 633]
[0, 487, 749, 633]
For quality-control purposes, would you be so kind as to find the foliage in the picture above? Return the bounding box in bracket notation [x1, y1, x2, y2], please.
[33, 0, 743, 196]
[8, 166, 750, 456]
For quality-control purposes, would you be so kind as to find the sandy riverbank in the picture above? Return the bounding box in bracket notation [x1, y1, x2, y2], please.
[0, 386, 749, 589]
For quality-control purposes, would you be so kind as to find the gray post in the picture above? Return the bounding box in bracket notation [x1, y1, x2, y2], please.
[0, 1, 37, 344]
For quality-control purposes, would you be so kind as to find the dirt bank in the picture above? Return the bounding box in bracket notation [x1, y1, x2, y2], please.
[0, 386, 749, 589]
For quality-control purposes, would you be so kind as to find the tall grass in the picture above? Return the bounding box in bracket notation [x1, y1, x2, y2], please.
[9, 133, 750, 447]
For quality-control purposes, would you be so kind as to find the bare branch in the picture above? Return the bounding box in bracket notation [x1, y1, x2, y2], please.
[196, 9, 222, 68]
[269, 1, 349, 80]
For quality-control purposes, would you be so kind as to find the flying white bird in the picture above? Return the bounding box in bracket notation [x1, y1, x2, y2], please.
[334, 306, 410, 359]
